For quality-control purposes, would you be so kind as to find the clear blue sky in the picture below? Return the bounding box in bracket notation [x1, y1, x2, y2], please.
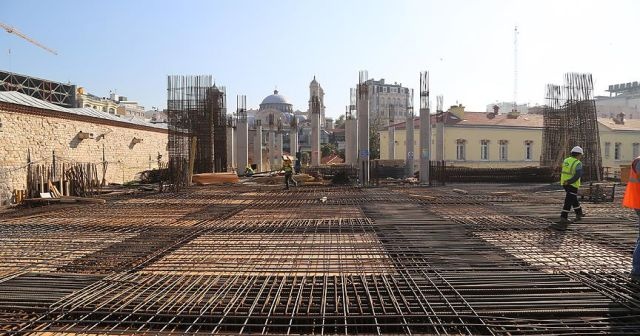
[2, 0, 638, 117]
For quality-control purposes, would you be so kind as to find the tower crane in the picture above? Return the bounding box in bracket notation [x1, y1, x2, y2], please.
[1, 22, 58, 55]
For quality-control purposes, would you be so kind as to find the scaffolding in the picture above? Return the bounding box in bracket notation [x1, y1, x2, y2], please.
[541, 73, 602, 181]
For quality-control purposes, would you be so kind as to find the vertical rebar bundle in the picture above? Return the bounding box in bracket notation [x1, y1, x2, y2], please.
[357, 70, 370, 185]
[208, 86, 228, 172]
[405, 89, 415, 177]
[542, 73, 602, 181]
[236, 95, 249, 173]
[345, 90, 358, 166]
[419, 71, 430, 185]
[435, 95, 445, 161]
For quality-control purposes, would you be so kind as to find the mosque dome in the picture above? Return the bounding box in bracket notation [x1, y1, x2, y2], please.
[260, 90, 292, 110]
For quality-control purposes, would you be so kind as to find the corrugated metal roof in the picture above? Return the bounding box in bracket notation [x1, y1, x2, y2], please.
[0, 91, 166, 130]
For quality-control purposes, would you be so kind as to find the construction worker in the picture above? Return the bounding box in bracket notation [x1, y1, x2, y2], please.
[244, 164, 254, 177]
[282, 158, 295, 190]
[552, 146, 585, 230]
[623, 155, 640, 281]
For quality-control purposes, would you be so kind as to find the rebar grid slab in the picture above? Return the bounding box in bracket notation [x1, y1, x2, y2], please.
[1, 183, 640, 335]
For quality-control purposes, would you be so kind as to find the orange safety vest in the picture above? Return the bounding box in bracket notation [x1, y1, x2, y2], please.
[623, 157, 640, 209]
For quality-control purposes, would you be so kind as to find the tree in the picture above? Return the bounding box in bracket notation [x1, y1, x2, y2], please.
[369, 114, 384, 160]
[321, 143, 337, 157]
[334, 114, 346, 129]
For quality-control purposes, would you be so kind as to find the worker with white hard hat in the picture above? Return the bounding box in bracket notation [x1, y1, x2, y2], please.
[551, 146, 585, 230]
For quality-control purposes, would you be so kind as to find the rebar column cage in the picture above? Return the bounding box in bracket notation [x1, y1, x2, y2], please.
[167, 75, 215, 189]
[541, 73, 602, 181]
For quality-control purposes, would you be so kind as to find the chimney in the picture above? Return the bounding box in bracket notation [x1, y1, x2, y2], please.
[614, 112, 625, 125]
[449, 104, 465, 119]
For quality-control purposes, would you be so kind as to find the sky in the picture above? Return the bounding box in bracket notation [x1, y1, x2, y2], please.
[1, 0, 639, 118]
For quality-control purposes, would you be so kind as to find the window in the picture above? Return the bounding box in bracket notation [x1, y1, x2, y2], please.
[524, 140, 533, 161]
[615, 142, 622, 160]
[480, 140, 489, 160]
[604, 142, 611, 158]
[499, 140, 508, 161]
[109, 108, 115, 114]
[633, 143, 640, 158]
[456, 139, 466, 161]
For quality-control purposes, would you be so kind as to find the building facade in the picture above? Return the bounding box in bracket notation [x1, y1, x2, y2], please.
[595, 82, 640, 120]
[380, 106, 640, 174]
[362, 78, 411, 124]
[76, 89, 145, 119]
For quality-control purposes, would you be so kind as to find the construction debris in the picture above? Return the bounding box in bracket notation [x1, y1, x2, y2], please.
[192, 172, 239, 185]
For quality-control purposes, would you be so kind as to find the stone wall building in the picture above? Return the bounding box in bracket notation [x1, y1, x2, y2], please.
[0, 92, 168, 206]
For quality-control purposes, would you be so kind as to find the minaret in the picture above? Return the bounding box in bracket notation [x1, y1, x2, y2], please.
[310, 86, 321, 166]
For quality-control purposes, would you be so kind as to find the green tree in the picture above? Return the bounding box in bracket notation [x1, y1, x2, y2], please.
[369, 114, 383, 160]
[321, 143, 337, 157]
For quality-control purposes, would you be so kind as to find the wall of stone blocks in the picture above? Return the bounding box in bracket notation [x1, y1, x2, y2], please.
[0, 106, 168, 205]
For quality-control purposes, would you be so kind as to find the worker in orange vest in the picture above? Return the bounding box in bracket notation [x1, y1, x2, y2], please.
[623, 155, 640, 282]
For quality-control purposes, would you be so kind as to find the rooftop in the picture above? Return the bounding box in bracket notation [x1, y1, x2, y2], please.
[0, 91, 166, 130]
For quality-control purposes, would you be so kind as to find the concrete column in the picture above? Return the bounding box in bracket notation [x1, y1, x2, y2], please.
[357, 84, 370, 185]
[345, 118, 358, 165]
[275, 132, 283, 168]
[435, 116, 445, 161]
[289, 127, 298, 157]
[268, 130, 276, 170]
[419, 108, 430, 184]
[311, 106, 321, 166]
[405, 113, 414, 177]
[236, 119, 248, 174]
[388, 123, 395, 160]
[253, 123, 263, 172]
[226, 127, 235, 172]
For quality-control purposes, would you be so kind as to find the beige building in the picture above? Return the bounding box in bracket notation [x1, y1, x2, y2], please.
[76, 88, 145, 118]
[598, 118, 640, 171]
[380, 106, 640, 174]
[76, 87, 120, 115]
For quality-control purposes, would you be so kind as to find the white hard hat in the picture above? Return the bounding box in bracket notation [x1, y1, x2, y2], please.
[571, 146, 584, 154]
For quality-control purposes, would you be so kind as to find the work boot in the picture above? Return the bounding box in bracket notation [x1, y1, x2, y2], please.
[574, 212, 586, 222]
[550, 218, 571, 231]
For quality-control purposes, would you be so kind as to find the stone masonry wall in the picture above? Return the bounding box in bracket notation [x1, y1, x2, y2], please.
[0, 104, 168, 205]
